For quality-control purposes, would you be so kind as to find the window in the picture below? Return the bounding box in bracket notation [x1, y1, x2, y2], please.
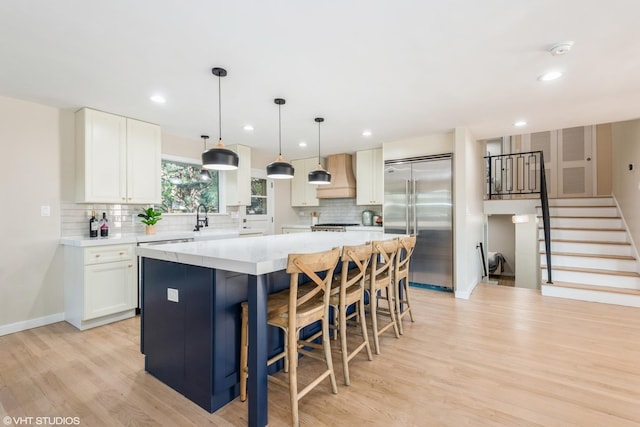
[246, 178, 267, 216]
[159, 159, 219, 213]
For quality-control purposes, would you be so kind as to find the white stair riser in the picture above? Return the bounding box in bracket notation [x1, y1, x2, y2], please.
[541, 255, 637, 272]
[539, 229, 628, 242]
[539, 241, 633, 257]
[546, 198, 614, 207]
[545, 206, 618, 217]
[544, 217, 623, 229]
[541, 268, 640, 289]
[541, 285, 640, 308]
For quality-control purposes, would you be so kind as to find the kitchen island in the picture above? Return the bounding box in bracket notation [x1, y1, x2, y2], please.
[137, 231, 396, 427]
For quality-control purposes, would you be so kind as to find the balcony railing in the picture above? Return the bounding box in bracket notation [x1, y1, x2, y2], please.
[484, 151, 553, 284]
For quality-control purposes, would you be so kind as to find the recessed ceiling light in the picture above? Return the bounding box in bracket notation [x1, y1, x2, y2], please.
[514, 120, 527, 127]
[150, 95, 166, 104]
[362, 130, 372, 137]
[298, 141, 307, 147]
[538, 71, 563, 82]
[243, 125, 254, 132]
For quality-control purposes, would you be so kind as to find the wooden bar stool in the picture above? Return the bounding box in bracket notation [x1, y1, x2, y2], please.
[394, 235, 417, 334]
[328, 242, 373, 385]
[239, 247, 340, 427]
[365, 239, 400, 354]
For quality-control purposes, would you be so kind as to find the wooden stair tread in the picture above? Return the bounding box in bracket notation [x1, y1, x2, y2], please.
[537, 215, 621, 219]
[542, 281, 640, 296]
[539, 226, 626, 231]
[540, 265, 640, 278]
[539, 251, 636, 261]
[538, 238, 631, 246]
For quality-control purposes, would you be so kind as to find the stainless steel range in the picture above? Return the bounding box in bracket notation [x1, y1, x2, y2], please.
[310, 223, 359, 232]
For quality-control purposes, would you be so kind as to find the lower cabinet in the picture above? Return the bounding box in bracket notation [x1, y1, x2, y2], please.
[141, 258, 248, 412]
[64, 243, 137, 330]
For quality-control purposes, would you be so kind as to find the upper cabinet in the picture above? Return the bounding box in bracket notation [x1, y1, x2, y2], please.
[290, 157, 325, 207]
[356, 148, 384, 205]
[75, 108, 161, 204]
[224, 144, 251, 206]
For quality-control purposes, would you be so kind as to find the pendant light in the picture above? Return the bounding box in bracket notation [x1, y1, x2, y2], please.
[308, 117, 331, 184]
[202, 67, 239, 170]
[266, 98, 295, 179]
[199, 135, 212, 180]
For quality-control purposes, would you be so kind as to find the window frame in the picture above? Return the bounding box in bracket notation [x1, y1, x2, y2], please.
[160, 154, 227, 215]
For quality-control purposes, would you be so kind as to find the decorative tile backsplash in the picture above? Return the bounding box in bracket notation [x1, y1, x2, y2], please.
[60, 203, 240, 237]
[293, 199, 382, 225]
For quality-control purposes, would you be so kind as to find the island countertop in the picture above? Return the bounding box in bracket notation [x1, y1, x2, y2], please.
[136, 231, 397, 275]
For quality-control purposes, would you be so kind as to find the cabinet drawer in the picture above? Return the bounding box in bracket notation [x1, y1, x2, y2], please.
[84, 244, 134, 265]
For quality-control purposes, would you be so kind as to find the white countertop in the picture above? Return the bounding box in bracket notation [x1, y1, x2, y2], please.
[60, 229, 241, 247]
[281, 224, 384, 232]
[137, 231, 398, 275]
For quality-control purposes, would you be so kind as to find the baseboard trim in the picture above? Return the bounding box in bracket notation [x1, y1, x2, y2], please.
[0, 312, 65, 337]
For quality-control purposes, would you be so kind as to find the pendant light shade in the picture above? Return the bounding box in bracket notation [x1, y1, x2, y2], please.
[202, 67, 239, 171]
[266, 98, 295, 179]
[199, 135, 212, 180]
[308, 117, 331, 185]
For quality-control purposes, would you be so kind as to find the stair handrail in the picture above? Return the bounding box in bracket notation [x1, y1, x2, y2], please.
[539, 151, 553, 284]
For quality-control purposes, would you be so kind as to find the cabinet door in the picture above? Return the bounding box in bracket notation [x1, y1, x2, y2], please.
[357, 148, 384, 205]
[291, 157, 324, 207]
[84, 260, 136, 320]
[290, 159, 307, 207]
[127, 118, 162, 204]
[224, 145, 251, 206]
[77, 108, 127, 203]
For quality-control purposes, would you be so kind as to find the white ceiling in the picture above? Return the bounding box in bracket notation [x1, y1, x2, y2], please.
[2, 1, 640, 158]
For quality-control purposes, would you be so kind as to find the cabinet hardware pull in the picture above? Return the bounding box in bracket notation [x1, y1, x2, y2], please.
[95, 254, 100, 257]
[119, 252, 124, 255]
[128, 264, 133, 268]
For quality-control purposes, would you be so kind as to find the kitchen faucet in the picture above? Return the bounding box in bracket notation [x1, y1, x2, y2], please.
[194, 204, 208, 231]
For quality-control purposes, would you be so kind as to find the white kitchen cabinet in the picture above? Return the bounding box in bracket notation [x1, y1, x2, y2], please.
[75, 108, 161, 204]
[64, 243, 137, 330]
[356, 148, 384, 205]
[290, 157, 325, 207]
[224, 144, 252, 206]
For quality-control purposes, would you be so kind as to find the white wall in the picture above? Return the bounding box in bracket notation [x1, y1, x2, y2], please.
[383, 132, 454, 160]
[611, 120, 640, 253]
[0, 96, 69, 334]
[453, 127, 486, 299]
[515, 214, 540, 289]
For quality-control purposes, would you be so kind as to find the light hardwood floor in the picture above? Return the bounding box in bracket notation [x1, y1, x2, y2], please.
[2, 284, 640, 426]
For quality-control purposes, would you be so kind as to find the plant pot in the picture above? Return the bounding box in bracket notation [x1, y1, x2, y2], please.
[145, 225, 156, 235]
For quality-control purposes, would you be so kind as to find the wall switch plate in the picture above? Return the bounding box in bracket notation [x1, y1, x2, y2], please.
[167, 288, 179, 303]
[40, 205, 50, 217]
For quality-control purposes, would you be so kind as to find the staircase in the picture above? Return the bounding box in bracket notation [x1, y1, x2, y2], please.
[539, 197, 640, 307]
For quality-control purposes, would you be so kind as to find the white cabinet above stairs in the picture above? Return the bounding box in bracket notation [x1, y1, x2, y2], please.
[539, 197, 640, 307]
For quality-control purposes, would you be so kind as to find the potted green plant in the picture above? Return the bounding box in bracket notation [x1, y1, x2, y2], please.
[138, 207, 163, 235]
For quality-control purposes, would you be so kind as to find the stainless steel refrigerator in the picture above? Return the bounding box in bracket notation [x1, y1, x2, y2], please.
[384, 155, 453, 289]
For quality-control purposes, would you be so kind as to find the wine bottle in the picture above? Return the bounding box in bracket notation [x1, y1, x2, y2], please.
[100, 212, 109, 237]
[89, 210, 99, 238]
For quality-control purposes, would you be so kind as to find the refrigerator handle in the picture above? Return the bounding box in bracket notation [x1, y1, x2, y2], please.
[412, 180, 418, 235]
[405, 180, 410, 235]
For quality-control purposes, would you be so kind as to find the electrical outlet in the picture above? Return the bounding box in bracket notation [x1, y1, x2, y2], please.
[167, 288, 179, 303]
[40, 205, 51, 217]
[629, 163, 635, 171]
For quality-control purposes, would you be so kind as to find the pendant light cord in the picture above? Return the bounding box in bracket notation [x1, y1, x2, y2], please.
[317, 120, 321, 164]
[278, 103, 282, 156]
[218, 73, 222, 141]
